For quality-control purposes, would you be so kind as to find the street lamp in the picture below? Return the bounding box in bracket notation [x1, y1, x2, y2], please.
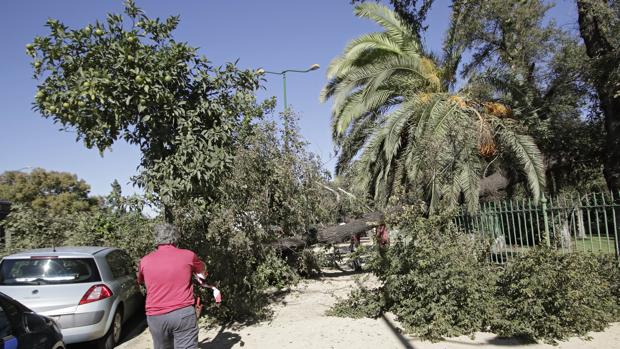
[257, 64, 320, 151]
[257, 63, 320, 110]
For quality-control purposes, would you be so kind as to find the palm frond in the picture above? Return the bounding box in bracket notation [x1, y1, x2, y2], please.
[333, 89, 396, 138]
[354, 3, 419, 53]
[495, 120, 546, 202]
[327, 32, 404, 79]
[334, 114, 378, 174]
[336, 55, 440, 98]
[457, 154, 482, 212]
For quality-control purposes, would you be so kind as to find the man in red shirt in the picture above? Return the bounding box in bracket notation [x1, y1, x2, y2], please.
[138, 223, 206, 349]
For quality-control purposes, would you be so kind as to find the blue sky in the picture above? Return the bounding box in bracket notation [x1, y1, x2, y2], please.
[0, 0, 577, 198]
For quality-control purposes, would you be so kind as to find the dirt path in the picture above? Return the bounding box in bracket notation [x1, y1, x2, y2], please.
[117, 269, 620, 349]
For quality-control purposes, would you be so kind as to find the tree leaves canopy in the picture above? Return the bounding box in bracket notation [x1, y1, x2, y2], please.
[28, 0, 273, 212]
[0, 168, 98, 214]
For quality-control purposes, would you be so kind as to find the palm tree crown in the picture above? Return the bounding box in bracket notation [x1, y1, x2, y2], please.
[321, 3, 545, 213]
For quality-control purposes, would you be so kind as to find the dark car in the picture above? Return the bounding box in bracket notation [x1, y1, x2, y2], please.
[0, 292, 64, 349]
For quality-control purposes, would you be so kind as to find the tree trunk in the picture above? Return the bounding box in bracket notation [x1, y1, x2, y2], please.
[273, 211, 385, 250]
[317, 211, 384, 243]
[164, 204, 174, 224]
[576, 207, 587, 239]
[576, 0, 620, 192]
[601, 93, 620, 193]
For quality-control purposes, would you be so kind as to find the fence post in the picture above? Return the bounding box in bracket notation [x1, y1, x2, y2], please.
[541, 194, 551, 247]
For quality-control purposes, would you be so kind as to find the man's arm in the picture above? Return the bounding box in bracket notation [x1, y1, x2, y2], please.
[191, 253, 206, 275]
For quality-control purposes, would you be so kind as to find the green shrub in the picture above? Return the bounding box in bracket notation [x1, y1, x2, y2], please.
[492, 248, 618, 344]
[178, 207, 297, 322]
[319, 203, 620, 344]
[597, 256, 620, 320]
[256, 251, 299, 290]
[3, 204, 155, 263]
[295, 248, 325, 277]
[173, 119, 335, 321]
[326, 287, 384, 319]
[371, 205, 497, 341]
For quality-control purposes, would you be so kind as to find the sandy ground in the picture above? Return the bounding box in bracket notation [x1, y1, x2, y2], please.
[114, 268, 620, 349]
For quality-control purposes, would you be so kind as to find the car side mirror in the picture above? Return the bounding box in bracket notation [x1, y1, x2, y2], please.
[24, 312, 47, 332]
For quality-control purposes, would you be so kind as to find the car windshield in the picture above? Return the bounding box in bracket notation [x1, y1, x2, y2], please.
[0, 258, 101, 285]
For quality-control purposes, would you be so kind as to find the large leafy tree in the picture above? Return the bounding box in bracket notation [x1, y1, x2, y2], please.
[0, 168, 98, 214]
[576, 0, 620, 193]
[443, 0, 604, 193]
[354, 0, 610, 195]
[28, 1, 272, 219]
[322, 3, 545, 212]
[175, 114, 339, 320]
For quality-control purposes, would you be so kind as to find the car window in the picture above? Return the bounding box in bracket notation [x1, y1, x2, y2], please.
[106, 251, 129, 279]
[0, 258, 102, 285]
[0, 303, 13, 338]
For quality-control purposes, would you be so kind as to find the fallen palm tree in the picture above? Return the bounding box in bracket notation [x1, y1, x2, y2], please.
[273, 211, 385, 250]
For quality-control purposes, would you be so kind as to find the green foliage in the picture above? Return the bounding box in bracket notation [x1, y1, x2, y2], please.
[2, 205, 78, 252]
[1, 180, 155, 262]
[576, 0, 620, 192]
[330, 205, 619, 343]
[333, 204, 497, 341]
[445, 0, 605, 192]
[349, 0, 608, 193]
[173, 116, 335, 321]
[64, 209, 155, 263]
[350, 0, 434, 41]
[28, 0, 273, 209]
[375, 205, 497, 340]
[0, 168, 98, 214]
[322, 3, 545, 212]
[255, 252, 299, 290]
[23, 1, 327, 323]
[295, 249, 325, 277]
[492, 248, 619, 344]
[597, 256, 620, 320]
[327, 287, 384, 319]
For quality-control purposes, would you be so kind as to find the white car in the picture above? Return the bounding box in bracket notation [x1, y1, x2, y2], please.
[0, 247, 144, 349]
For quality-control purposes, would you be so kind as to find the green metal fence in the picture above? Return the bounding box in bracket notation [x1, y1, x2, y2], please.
[455, 192, 620, 263]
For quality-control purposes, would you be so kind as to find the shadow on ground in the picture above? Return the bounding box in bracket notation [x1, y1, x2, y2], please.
[320, 268, 364, 278]
[441, 336, 538, 347]
[200, 326, 244, 349]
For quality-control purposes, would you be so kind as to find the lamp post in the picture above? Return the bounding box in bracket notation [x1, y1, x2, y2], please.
[257, 64, 320, 150]
[257, 63, 320, 111]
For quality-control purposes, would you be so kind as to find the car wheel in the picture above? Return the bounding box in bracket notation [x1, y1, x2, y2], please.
[97, 308, 122, 349]
[51, 341, 65, 349]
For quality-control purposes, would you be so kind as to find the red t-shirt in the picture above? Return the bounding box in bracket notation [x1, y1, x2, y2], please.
[138, 245, 206, 316]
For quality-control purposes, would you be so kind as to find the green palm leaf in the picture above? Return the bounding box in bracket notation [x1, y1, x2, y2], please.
[495, 120, 546, 202]
[322, 3, 546, 211]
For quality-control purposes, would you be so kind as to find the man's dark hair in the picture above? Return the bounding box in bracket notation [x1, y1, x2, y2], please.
[154, 223, 179, 245]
